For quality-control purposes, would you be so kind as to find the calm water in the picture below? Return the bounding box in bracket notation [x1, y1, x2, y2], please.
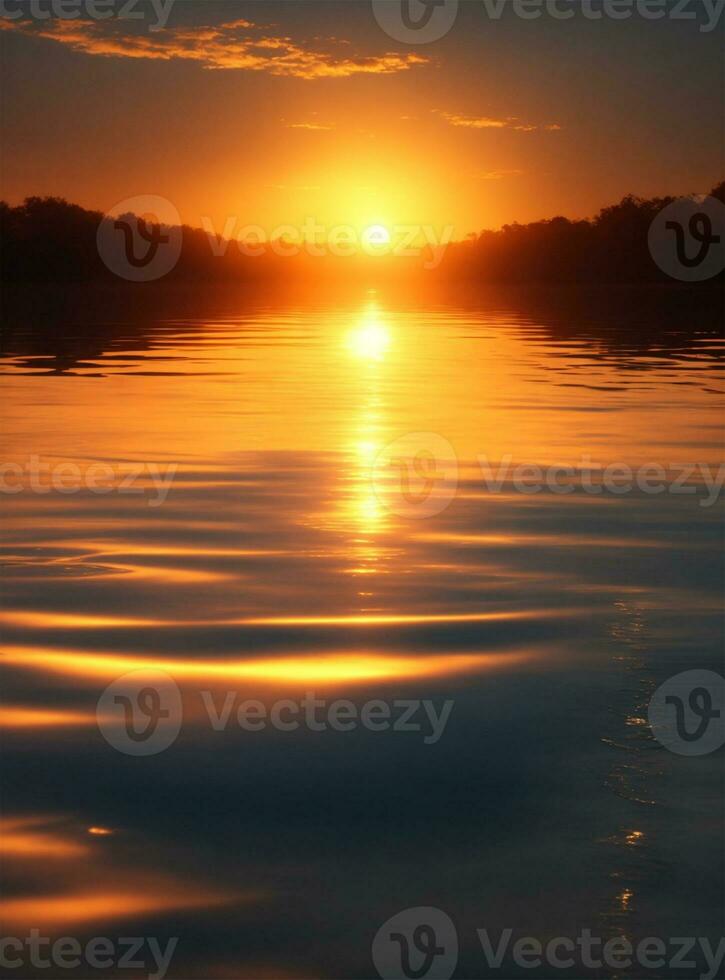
[1, 285, 723, 979]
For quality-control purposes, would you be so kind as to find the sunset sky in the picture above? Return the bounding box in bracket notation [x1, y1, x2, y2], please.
[1, 0, 722, 239]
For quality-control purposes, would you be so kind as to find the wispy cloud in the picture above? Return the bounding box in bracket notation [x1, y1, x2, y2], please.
[1, 17, 429, 79]
[286, 122, 334, 131]
[440, 113, 507, 129]
[475, 169, 525, 180]
[438, 111, 562, 132]
[269, 185, 322, 192]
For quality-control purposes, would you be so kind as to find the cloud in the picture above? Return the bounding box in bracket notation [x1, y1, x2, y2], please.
[1, 16, 429, 79]
[438, 111, 562, 132]
[475, 169, 525, 180]
[286, 122, 333, 130]
[440, 113, 507, 129]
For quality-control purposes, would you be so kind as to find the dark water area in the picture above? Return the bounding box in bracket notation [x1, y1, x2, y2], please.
[1, 283, 723, 979]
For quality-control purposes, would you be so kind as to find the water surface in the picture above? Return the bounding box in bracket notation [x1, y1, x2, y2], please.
[1, 285, 723, 978]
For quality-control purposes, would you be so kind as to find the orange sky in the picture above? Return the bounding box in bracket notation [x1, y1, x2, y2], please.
[0, 2, 722, 238]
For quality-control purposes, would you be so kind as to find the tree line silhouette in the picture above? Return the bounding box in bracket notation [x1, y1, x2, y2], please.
[442, 181, 724, 283]
[1, 182, 723, 284]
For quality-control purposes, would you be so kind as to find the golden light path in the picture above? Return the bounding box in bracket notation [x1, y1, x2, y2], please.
[1, 646, 534, 684]
[0, 706, 98, 727]
[0, 608, 564, 629]
[1, 816, 243, 929]
[345, 304, 391, 361]
[1, 818, 89, 858]
[415, 532, 670, 550]
[0, 888, 233, 929]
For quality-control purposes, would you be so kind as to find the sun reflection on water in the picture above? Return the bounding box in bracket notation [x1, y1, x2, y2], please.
[346, 303, 391, 362]
[0, 293, 722, 964]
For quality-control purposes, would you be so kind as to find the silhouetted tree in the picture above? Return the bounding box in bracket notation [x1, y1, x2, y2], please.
[1, 186, 723, 285]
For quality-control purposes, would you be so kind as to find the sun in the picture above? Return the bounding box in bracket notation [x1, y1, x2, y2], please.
[346, 305, 391, 361]
[362, 224, 392, 250]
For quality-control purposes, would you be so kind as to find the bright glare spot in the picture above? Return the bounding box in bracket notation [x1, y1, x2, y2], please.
[349, 324, 390, 360]
[355, 439, 380, 462]
[362, 224, 391, 248]
[347, 309, 391, 361]
[355, 493, 385, 526]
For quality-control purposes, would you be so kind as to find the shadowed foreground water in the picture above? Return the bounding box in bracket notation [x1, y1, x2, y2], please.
[1, 285, 723, 979]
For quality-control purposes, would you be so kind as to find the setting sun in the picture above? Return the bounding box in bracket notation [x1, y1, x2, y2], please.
[347, 306, 391, 360]
[362, 224, 391, 251]
[0, 3, 722, 979]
